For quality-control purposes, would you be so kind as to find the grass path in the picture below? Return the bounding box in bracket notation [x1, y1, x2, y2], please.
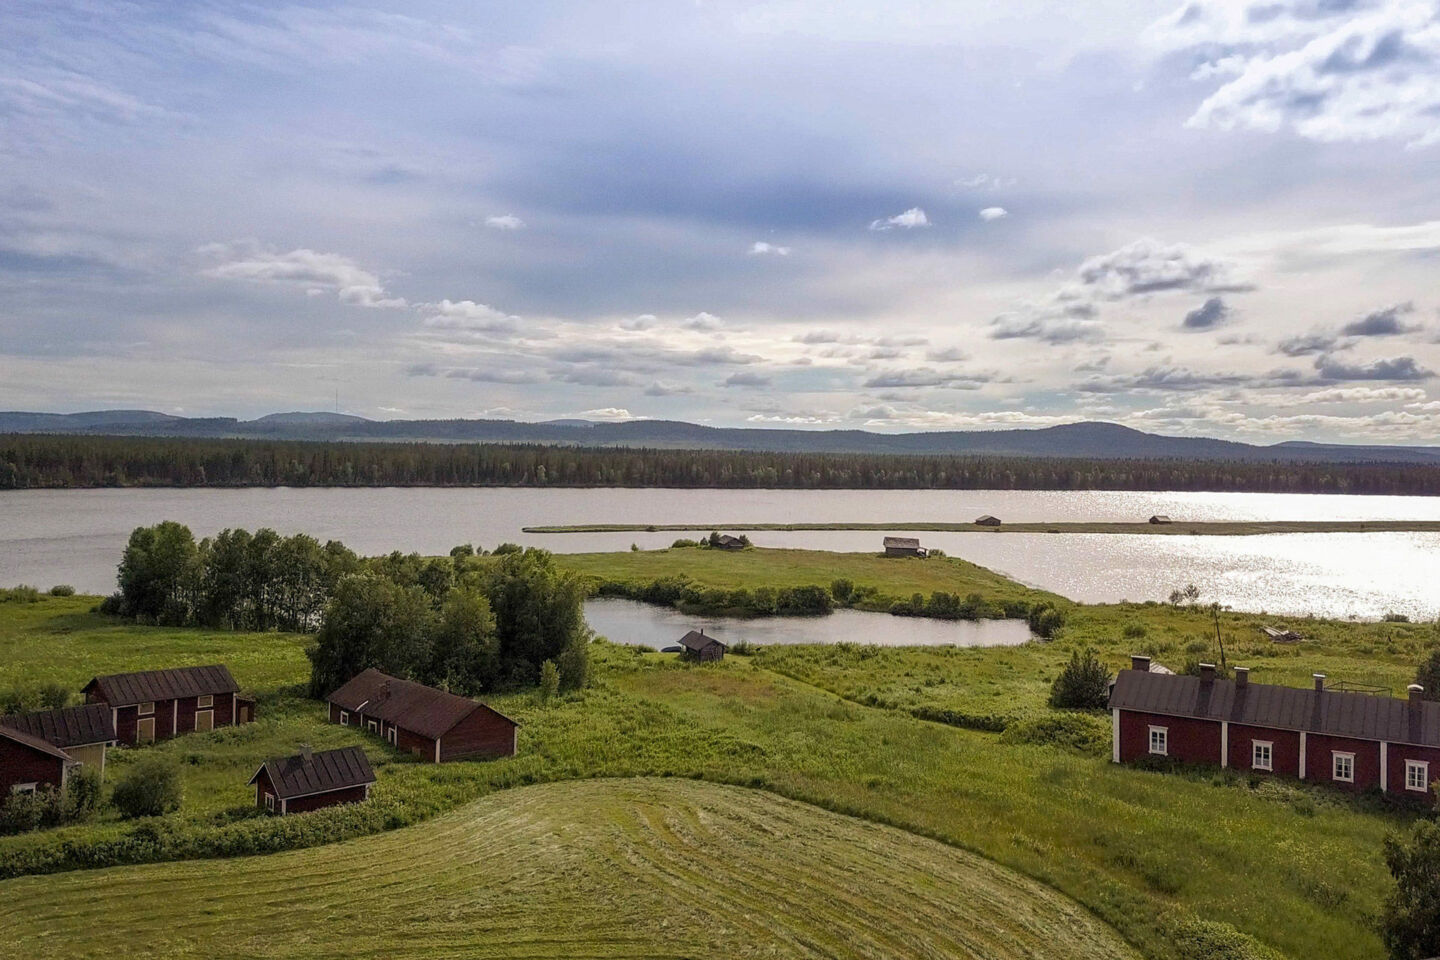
[0, 778, 1140, 960]
[527, 520, 1440, 536]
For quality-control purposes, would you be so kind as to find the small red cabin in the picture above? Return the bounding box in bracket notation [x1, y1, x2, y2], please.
[0, 703, 116, 796]
[677, 629, 726, 662]
[326, 669, 518, 762]
[249, 745, 375, 815]
[1111, 656, 1440, 799]
[82, 665, 254, 746]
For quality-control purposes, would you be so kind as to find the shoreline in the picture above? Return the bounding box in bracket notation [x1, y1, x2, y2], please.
[525, 519, 1440, 536]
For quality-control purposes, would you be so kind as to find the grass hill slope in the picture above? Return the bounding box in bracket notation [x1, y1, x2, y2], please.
[0, 777, 1139, 960]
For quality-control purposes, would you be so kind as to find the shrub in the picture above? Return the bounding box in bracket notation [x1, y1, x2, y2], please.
[1027, 601, 1067, 639]
[64, 768, 103, 823]
[1382, 820, 1440, 960]
[112, 758, 183, 819]
[670, 538, 699, 549]
[830, 578, 855, 605]
[1416, 650, 1440, 702]
[0, 585, 41, 603]
[1122, 622, 1148, 639]
[47, 584, 76, 597]
[1384, 611, 1411, 623]
[491, 542, 522, 556]
[1048, 649, 1111, 710]
[774, 585, 832, 615]
[999, 713, 1111, 755]
[537, 659, 560, 703]
[729, 639, 756, 656]
[1180, 658, 1232, 679]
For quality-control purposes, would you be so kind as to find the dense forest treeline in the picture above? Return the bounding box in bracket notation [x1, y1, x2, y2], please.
[4, 433, 1440, 495]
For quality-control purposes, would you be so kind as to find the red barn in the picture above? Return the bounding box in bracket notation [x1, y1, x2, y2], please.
[82, 665, 254, 746]
[249, 745, 375, 815]
[326, 669, 518, 762]
[678, 629, 726, 662]
[1110, 656, 1440, 799]
[0, 703, 116, 796]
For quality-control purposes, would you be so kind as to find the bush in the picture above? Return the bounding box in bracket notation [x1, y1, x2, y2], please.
[1027, 601, 1067, 639]
[1122, 622, 1148, 639]
[491, 542, 522, 556]
[112, 758, 183, 819]
[1000, 713, 1111, 755]
[730, 639, 756, 656]
[47, 584, 76, 597]
[1384, 611, 1412, 623]
[830, 578, 855, 605]
[1417, 650, 1440, 702]
[537, 659, 560, 703]
[0, 585, 41, 603]
[1383, 820, 1440, 960]
[670, 538, 699, 549]
[1048, 649, 1112, 710]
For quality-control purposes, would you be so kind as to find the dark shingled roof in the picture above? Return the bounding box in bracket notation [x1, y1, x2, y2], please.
[327, 669, 517, 740]
[883, 536, 922, 549]
[0, 703, 114, 748]
[678, 630, 725, 652]
[1110, 669, 1440, 747]
[82, 665, 239, 706]
[0, 725, 73, 762]
[249, 746, 375, 800]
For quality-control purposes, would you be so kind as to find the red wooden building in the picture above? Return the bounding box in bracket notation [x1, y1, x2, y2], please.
[326, 669, 518, 762]
[82, 665, 255, 746]
[1110, 656, 1440, 798]
[1, 703, 116, 796]
[249, 744, 375, 815]
[677, 629, 726, 662]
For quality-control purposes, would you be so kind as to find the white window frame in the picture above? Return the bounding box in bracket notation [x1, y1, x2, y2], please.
[388, 727, 398, 746]
[264, 792, 275, 812]
[197, 694, 213, 709]
[1406, 760, 1429, 793]
[194, 709, 213, 732]
[11, 782, 38, 795]
[339, 710, 349, 726]
[138, 701, 155, 716]
[367, 720, 379, 734]
[1252, 740, 1273, 772]
[136, 716, 156, 743]
[1148, 725, 1168, 757]
[1332, 751, 1355, 783]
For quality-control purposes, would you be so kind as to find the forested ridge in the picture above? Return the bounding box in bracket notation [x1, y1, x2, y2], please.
[3, 432, 1439, 494]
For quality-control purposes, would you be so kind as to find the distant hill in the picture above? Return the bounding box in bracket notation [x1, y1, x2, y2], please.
[3, 409, 1440, 465]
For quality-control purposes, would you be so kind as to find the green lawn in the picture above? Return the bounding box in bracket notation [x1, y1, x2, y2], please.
[0, 777, 1140, 960]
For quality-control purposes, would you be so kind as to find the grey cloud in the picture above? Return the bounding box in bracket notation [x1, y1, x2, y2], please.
[1182, 296, 1230, 329]
[558, 366, 641, 387]
[1075, 238, 1252, 299]
[1276, 333, 1341, 356]
[450, 368, 545, 384]
[990, 314, 1105, 344]
[723, 371, 772, 388]
[1314, 355, 1434, 381]
[1076, 365, 1309, 393]
[1340, 302, 1418, 337]
[794, 330, 842, 344]
[926, 347, 969, 362]
[644, 380, 693, 396]
[862, 368, 989, 389]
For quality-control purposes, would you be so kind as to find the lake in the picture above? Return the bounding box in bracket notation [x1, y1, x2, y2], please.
[584, 598, 1032, 647]
[3, 487, 1437, 619]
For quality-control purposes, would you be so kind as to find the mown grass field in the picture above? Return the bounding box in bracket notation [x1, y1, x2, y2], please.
[1, 577, 1433, 960]
[0, 777, 1140, 960]
[555, 546, 1061, 611]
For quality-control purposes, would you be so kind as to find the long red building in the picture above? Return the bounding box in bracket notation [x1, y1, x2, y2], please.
[1110, 656, 1440, 798]
[83, 665, 255, 745]
[326, 669, 518, 762]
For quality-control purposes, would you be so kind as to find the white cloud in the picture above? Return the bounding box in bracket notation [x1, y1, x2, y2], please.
[200, 243, 406, 308]
[682, 311, 723, 331]
[484, 214, 525, 230]
[978, 206, 1008, 221]
[954, 173, 1016, 189]
[1151, 0, 1440, 147]
[579, 407, 637, 420]
[421, 299, 518, 334]
[869, 207, 930, 230]
[749, 241, 792, 255]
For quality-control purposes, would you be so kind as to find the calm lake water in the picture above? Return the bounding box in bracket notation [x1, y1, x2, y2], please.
[3, 487, 1438, 620]
[584, 598, 1032, 648]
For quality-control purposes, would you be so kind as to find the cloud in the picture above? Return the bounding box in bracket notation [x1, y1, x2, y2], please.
[422, 299, 519, 334]
[1074, 237, 1252, 299]
[643, 380, 692, 396]
[559, 366, 640, 387]
[1076, 365, 1309, 393]
[1182, 296, 1231, 330]
[1340, 302, 1419, 336]
[1297, 386, 1429, 404]
[681, 312, 723, 331]
[200, 243, 406, 308]
[749, 241, 792, 255]
[1314, 354, 1434, 381]
[723, 371, 772, 388]
[954, 173, 1015, 189]
[990, 311, 1105, 344]
[579, 407, 636, 420]
[926, 346, 969, 362]
[1151, 0, 1440, 147]
[978, 206, 1008, 221]
[484, 215, 525, 230]
[794, 330, 843, 344]
[869, 207, 930, 230]
[1276, 332, 1342, 356]
[861, 368, 989, 389]
[619, 314, 658, 331]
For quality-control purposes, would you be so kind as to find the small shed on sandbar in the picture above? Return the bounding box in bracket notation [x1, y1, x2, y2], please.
[1149, 515, 1173, 525]
[883, 536, 926, 557]
[974, 515, 1001, 527]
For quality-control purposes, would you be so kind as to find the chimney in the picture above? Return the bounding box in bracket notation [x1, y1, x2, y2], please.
[380, 679, 391, 701]
[1130, 655, 1151, 672]
[1199, 663, 1216, 684]
[1409, 684, 1424, 706]
[1234, 667, 1249, 688]
[1313, 673, 1326, 693]
[300, 743, 313, 765]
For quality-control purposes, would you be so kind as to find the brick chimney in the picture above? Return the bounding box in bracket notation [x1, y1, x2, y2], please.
[1234, 667, 1249, 688]
[1409, 684, 1424, 706]
[1130, 655, 1151, 672]
[300, 743, 313, 765]
[1313, 673, 1326, 692]
[1199, 663, 1216, 684]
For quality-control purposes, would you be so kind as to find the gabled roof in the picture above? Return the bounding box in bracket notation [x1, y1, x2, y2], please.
[678, 630, 724, 652]
[0, 724, 73, 763]
[974, 515, 1001, 524]
[883, 536, 922, 549]
[326, 669, 517, 740]
[82, 665, 239, 706]
[0, 703, 114, 748]
[249, 746, 375, 800]
[1110, 669, 1440, 747]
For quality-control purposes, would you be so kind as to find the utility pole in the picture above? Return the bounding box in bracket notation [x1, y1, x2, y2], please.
[1213, 603, 1227, 670]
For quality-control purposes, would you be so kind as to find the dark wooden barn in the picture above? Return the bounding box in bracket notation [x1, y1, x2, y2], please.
[0, 703, 116, 795]
[249, 745, 375, 815]
[713, 534, 746, 550]
[973, 515, 1001, 527]
[1149, 515, 1173, 524]
[1111, 656, 1440, 799]
[677, 629, 726, 662]
[326, 669, 518, 762]
[882, 536, 927, 557]
[82, 665, 254, 745]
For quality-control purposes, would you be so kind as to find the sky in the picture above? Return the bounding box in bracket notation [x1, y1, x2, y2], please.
[3, 0, 1440, 443]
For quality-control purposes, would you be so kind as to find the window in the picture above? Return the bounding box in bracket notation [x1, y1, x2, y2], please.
[11, 783, 38, 796]
[1406, 760, 1430, 793]
[136, 717, 155, 743]
[197, 695, 213, 709]
[1148, 726, 1168, 756]
[1332, 752, 1355, 783]
[1252, 741, 1273, 771]
[138, 701, 155, 716]
[388, 727, 398, 746]
[339, 710, 349, 726]
[367, 720, 378, 734]
[265, 793, 275, 812]
[194, 710, 213, 733]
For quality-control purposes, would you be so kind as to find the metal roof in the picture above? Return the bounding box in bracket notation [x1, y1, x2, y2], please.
[326, 669, 517, 740]
[0, 703, 114, 748]
[0, 724, 73, 762]
[249, 746, 375, 800]
[1110, 669, 1440, 747]
[678, 630, 724, 652]
[883, 536, 922, 548]
[82, 665, 239, 706]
